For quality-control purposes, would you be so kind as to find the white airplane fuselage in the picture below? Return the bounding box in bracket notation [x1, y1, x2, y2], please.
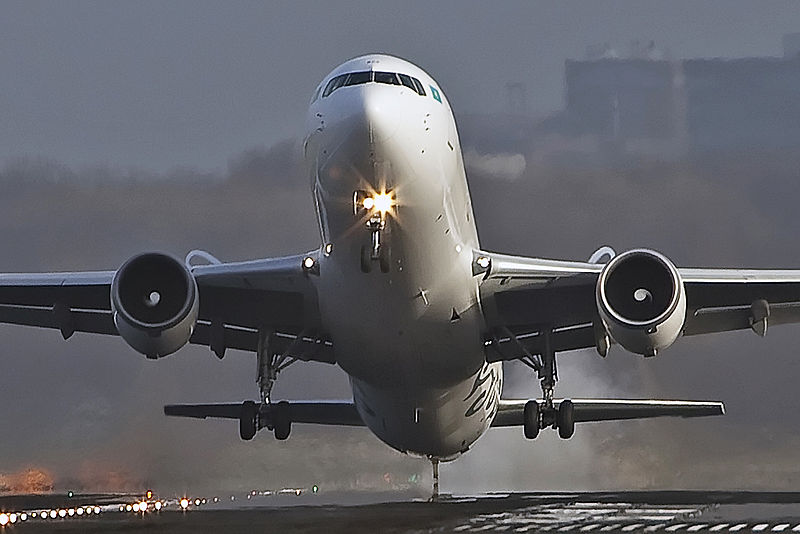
[304, 55, 502, 460]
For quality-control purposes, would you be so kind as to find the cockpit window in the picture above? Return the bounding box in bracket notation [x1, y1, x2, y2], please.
[344, 71, 372, 86]
[398, 73, 416, 91]
[322, 74, 347, 97]
[322, 71, 427, 97]
[374, 71, 400, 85]
[412, 77, 426, 96]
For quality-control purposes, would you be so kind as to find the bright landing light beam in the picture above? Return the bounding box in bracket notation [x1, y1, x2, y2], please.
[362, 192, 394, 214]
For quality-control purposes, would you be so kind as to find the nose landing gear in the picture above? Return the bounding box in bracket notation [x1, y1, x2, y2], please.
[355, 190, 393, 274]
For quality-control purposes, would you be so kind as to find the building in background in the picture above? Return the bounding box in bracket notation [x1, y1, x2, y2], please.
[555, 35, 800, 157]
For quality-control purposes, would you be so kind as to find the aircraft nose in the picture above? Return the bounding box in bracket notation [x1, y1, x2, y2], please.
[361, 85, 399, 143]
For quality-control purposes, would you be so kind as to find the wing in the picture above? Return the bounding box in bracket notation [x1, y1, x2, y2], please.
[475, 249, 800, 360]
[0, 252, 332, 361]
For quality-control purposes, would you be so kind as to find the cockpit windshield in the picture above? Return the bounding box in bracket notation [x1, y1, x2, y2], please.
[322, 71, 427, 98]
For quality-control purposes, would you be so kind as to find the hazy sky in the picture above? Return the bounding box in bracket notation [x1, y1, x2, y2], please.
[4, 1, 800, 171]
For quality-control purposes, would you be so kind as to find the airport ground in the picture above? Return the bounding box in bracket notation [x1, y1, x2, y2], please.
[4, 491, 800, 533]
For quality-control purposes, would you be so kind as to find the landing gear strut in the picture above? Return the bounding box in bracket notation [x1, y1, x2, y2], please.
[519, 328, 575, 440]
[355, 190, 392, 274]
[237, 329, 297, 441]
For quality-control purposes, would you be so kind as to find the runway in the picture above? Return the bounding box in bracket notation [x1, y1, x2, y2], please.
[3, 491, 800, 532]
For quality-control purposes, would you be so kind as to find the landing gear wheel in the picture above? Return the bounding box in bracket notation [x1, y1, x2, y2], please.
[360, 245, 372, 273]
[379, 245, 391, 273]
[273, 401, 291, 441]
[557, 399, 575, 439]
[239, 400, 257, 441]
[523, 400, 540, 439]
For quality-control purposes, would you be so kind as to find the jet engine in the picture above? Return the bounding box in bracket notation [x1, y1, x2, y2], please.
[111, 252, 199, 359]
[595, 249, 686, 356]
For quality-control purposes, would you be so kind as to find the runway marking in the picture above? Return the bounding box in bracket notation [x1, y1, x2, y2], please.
[727, 525, 749, 532]
[791, 525, 800, 532]
[665, 525, 689, 532]
[621, 524, 645, 531]
[466, 501, 707, 533]
[687, 525, 708, 532]
[773, 525, 792, 532]
[708, 525, 729, 531]
[753, 525, 770, 532]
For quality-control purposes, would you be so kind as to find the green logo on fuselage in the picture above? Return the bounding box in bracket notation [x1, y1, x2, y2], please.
[430, 85, 442, 103]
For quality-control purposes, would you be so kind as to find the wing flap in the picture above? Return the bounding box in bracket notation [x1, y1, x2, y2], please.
[493, 399, 725, 427]
[0, 304, 117, 337]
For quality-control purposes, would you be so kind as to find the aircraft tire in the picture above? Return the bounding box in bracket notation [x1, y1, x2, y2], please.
[379, 245, 391, 273]
[273, 400, 291, 441]
[239, 400, 258, 441]
[523, 400, 540, 439]
[360, 245, 372, 273]
[557, 399, 575, 439]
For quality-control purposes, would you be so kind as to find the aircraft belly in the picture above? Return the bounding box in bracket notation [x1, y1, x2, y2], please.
[350, 361, 502, 459]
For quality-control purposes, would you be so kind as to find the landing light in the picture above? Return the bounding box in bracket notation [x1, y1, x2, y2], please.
[361, 192, 394, 214]
[0, 514, 8, 526]
[372, 192, 394, 213]
[180, 498, 189, 510]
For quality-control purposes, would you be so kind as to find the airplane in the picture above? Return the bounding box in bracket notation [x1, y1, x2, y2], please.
[2, 54, 799, 490]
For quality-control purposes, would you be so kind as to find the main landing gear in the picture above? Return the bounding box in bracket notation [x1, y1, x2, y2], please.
[519, 328, 575, 440]
[238, 330, 295, 441]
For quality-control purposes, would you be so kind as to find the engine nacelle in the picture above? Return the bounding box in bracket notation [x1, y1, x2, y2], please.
[111, 252, 199, 359]
[595, 249, 686, 356]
